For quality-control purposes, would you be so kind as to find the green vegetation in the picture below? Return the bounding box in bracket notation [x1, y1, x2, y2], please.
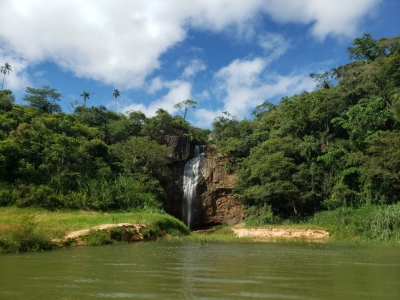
[0, 86, 209, 211]
[0, 207, 189, 253]
[310, 203, 400, 242]
[1, 34, 399, 250]
[174, 99, 197, 120]
[178, 226, 246, 244]
[209, 34, 400, 240]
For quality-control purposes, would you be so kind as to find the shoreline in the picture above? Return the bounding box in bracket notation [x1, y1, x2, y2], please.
[1, 207, 399, 253]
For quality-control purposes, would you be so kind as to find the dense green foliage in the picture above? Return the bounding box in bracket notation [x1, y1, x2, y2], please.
[1, 34, 399, 243]
[210, 34, 400, 229]
[0, 88, 209, 211]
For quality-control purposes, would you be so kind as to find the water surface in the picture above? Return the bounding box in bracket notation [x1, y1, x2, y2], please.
[0, 242, 399, 299]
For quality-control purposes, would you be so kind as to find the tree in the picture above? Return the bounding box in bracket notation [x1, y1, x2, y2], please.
[1, 63, 12, 90]
[347, 33, 386, 62]
[0, 89, 15, 112]
[23, 86, 62, 114]
[113, 89, 120, 111]
[80, 91, 90, 107]
[142, 108, 174, 141]
[174, 99, 197, 120]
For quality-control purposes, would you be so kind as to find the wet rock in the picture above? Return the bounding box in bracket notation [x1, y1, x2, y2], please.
[164, 145, 245, 228]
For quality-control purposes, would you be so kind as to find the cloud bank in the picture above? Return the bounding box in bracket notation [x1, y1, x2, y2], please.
[0, 0, 381, 89]
[0, 0, 382, 125]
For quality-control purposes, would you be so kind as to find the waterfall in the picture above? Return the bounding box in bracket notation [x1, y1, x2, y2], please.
[182, 145, 206, 229]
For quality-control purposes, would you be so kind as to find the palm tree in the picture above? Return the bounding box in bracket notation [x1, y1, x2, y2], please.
[80, 91, 90, 107]
[1, 63, 12, 90]
[113, 89, 120, 111]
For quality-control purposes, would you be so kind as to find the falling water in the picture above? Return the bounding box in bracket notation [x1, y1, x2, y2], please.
[182, 145, 206, 229]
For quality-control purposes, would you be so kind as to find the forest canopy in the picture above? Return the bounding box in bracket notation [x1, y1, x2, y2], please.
[210, 34, 400, 223]
[0, 34, 399, 225]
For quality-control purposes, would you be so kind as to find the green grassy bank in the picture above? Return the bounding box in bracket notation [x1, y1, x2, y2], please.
[0, 207, 189, 253]
[1, 203, 399, 253]
[308, 203, 400, 243]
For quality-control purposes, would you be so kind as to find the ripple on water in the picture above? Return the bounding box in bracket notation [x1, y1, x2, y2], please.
[233, 292, 305, 299]
[74, 278, 100, 283]
[91, 293, 157, 298]
[193, 277, 260, 284]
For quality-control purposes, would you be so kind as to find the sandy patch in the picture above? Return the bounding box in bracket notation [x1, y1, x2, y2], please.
[52, 223, 146, 243]
[232, 227, 329, 240]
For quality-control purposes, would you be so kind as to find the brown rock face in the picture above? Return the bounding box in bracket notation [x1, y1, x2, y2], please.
[164, 145, 245, 228]
[198, 154, 244, 226]
[164, 134, 190, 161]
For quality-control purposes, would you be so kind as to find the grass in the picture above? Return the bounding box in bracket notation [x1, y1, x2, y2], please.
[2, 203, 398, 253]
[0, 206, 189, 253]
[308, 203, 400, 243]
[243, 222, 326, 230]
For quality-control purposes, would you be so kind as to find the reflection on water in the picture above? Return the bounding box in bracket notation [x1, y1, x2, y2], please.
[0, 242, 399, 299]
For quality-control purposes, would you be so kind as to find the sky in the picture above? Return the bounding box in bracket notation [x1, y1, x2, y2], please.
[0, 0, 399, 128]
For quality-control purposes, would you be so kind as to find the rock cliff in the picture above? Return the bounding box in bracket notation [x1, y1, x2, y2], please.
[164, 145, 245, 228]
[198, 152, 244, 226]
[163, 134, 190, 161]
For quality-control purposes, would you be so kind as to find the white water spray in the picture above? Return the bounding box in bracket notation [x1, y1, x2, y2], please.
[182, 145, 206, 229]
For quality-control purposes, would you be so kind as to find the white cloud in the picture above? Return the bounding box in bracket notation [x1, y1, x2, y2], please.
[193, 56, 315, 125]
[193, 71, 315, 127]
[263, 0, 382, 39]
[191, 108, 223, 128]
[0, 51, 31, 90]
[33, 70, 47, 77]
[122, 79, 191, 117]
[0, 0, 381, 91]
[258, 33, 290, 62]
[215, 58, 267, 91]
[182, 59, 206, 78]
[147, 77, 165, 94]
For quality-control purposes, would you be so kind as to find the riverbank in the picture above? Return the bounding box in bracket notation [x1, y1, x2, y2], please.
[0, 207, 190, 253]
[2, 204, 399, 253]
[0, 207, 330, 253]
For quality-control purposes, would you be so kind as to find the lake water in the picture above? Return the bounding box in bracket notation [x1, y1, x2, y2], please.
[0, 241, 399, 299]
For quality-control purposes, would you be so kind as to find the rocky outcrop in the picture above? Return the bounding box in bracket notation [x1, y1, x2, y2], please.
[164, 160, 187, 220]
[164, 145, 245, 228]
[52, 223, 147, 245]
[198, 147, 245, 226]
[164, 134, 190, 162]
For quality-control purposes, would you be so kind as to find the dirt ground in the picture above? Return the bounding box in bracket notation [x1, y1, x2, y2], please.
[232, 225, 329, 241]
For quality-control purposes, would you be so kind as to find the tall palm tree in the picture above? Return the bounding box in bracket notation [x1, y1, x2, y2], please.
[1, 63, 12, 90]
[113, 89, 120, 111]
[80, 91, 90, 107]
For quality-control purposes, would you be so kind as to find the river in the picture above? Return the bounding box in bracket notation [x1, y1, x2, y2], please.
[0, 242, 399, 299]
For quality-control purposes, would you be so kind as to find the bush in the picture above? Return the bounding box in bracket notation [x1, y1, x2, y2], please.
[245, 205, 281, 226]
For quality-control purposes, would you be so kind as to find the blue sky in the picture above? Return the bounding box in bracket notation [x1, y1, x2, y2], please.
[1, 0, 399, 128]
